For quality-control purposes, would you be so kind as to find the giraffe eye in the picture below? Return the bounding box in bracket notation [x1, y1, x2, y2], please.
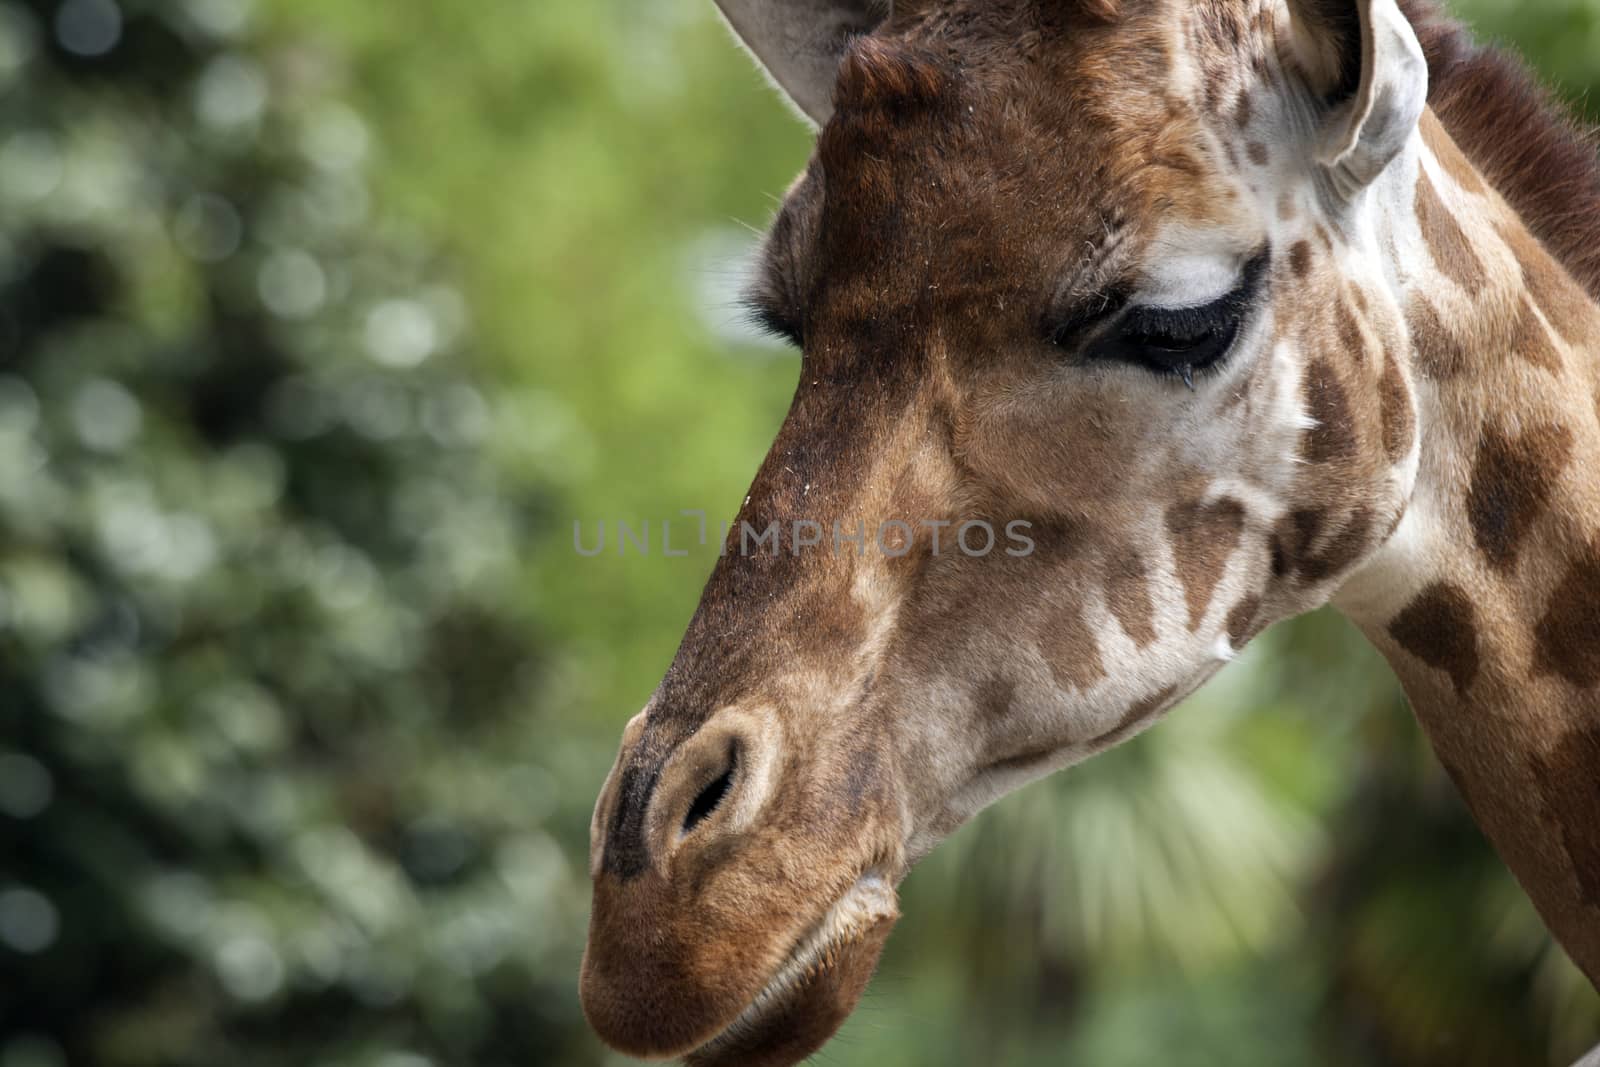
[1112, 308, 1241, 376]
[1089, 250, 1269, 383]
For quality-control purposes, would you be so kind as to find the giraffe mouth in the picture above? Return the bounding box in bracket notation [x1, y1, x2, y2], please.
[685, 868, 900, 1067]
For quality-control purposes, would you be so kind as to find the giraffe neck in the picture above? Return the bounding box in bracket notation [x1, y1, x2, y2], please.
[1334, 110, 1600, 983]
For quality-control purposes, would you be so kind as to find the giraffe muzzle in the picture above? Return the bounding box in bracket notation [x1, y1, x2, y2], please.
[581, 700, 906, 1063]
[579, 850, 901, 1060]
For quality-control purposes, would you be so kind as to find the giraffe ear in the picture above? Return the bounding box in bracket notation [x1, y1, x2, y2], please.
[714, 0, 892, 128]
[1286, 0, 1428, 197]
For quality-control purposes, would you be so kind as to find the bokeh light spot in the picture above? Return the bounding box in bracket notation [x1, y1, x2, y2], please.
[0, 887, 59, 954]
[215, 933, 285, 1002]
[139, 871, 215, 941]
[183, 0, 253, 39]
[342, 378, 412, 440]
[0, 376, 40, 434]
[72, 378, 142, 453]
[365, 299, 437, 367]
[0, 131, 63, 202]
[173, 193, 243, 262]
[258, 249, 327, 319]
[420, 383, 489, 446]
[0, 753, 53, 819]
[53, 0, 121, 58]
[195, 54, 268, 129]
[302, 105, 369, 172]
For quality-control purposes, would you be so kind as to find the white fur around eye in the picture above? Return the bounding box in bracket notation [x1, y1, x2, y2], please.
[1136, 253, 1239, 309]
[1136, 224, 1264, 310]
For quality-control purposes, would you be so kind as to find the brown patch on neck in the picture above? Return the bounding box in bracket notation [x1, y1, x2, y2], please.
[1465, 422, 1574, 573]
[1299, 357, 1357, 463]
[974, 674, 1017, 720]
[1233, 92, 1253, 129]
[1104, 551, 1157, 648]
[1296, 506, 1375, 584]
[1414, 169, 1485, 295]
[1533, 725, 1600, 909]
[1224, 594, 1263, 647]
[1510, 296, 1563, 373]
[1497, 221, 1595, 347]
[1534, 540, 1600, 689]
[1378, 353, 1414, 463]
[1165, 497, 1246, 630]
[1335, 299, 1367, 367]
[1271, 509, 1323, 579]
[1288, 240, 1312, 279]
[1405, 296, 1472, 379]
[1045, 603, 1106, 692]
[1389, 581, 1480, 695]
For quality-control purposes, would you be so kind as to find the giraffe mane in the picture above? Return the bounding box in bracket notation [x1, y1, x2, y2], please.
[1401, 0, 1600, 303]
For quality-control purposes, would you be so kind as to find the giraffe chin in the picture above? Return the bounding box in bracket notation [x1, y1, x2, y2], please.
[684, 872, 899, 1067]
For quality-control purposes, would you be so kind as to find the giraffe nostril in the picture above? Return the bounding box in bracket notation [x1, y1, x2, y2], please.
[682, 749, 737, 836]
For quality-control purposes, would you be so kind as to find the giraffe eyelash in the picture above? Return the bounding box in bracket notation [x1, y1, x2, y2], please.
[745, 300, 803, 348]
[1122, 250, 1270, 345]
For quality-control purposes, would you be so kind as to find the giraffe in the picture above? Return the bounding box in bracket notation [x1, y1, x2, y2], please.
[579, 1, 1600, 1062]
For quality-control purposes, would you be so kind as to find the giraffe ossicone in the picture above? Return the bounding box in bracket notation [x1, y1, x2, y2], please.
[580, 1, 1600, 1063]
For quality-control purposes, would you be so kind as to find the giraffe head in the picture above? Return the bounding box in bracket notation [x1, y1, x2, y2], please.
[581, 1, 1430, 1061]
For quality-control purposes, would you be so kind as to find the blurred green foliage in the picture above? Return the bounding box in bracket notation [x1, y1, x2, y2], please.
[0, 1, 1598, 1065]
[0, 1, 582, 1063]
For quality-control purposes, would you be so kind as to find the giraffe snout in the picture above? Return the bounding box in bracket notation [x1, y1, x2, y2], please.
[580, 707, 807, 1058]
